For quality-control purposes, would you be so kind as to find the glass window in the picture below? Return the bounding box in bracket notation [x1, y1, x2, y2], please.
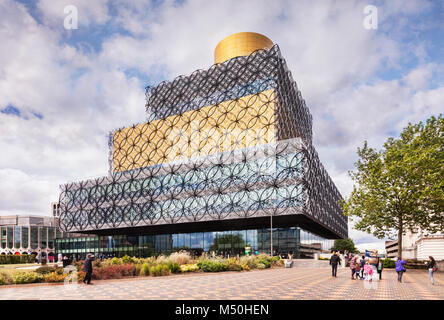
[14, 226, 21, 249]
[30, 227, 38, 249]
[203, 232, 214, 252]
[191, 233, 203, 249]
[40, 227, 47, 249]
[172, 234, 178, 249]
[7, 226, 13, 249]
[48, 228, 54, 249]
[21, 227, 29, 248]
[1, 227, 6, 249]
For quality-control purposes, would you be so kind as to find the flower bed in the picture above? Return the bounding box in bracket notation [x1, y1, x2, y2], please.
[0, 252, 284, 285]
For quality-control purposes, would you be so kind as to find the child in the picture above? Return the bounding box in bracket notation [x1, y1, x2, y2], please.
[364, 261, 373, 281]
[355, 264, 361, 279]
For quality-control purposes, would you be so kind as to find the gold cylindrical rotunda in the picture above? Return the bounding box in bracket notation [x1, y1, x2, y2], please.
[214, 32, 273, 64]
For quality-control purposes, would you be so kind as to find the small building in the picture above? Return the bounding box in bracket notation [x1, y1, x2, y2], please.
[0, 215, 65, 261]
[385, 229, 444, 260]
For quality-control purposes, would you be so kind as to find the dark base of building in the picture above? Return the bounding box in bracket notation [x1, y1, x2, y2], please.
[56, 225, 334, 261]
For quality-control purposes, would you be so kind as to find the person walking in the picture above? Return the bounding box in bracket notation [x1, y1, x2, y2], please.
[364, 261, 373, 282]
[360, 255, 366, 279]
[82, 253, 94, 285]
[376, 256, 384, 280]
[349, 254, 357, 280]
[330, 251, 341, 277]
[425, 256, 438, 285]
[395, 257, 407, 283]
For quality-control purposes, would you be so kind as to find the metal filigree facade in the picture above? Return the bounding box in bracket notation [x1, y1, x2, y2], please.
[59, 45, 347, 239]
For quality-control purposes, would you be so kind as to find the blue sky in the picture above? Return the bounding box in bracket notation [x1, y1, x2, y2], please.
[1, 0, 443, 252]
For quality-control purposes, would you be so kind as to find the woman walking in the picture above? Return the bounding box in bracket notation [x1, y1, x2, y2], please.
[425, 256, 438, 285]
[349, 254, 357, 280]
[395, 257, 407, 283]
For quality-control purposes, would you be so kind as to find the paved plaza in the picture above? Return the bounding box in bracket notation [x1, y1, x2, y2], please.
[0, 267, 442, 300]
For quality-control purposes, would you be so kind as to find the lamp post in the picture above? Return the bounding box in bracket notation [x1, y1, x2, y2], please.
[270, 213, 273, 256]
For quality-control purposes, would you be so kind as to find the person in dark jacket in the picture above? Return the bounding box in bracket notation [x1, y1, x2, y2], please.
[329, 251, 341, 277]
[376, 257, 384, 280]
[82, 254, 94, 285]
[425, 256, 437, 285]
[360, 255, 365, 278]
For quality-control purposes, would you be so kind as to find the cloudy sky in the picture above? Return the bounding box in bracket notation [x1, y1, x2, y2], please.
[1, 0, 443, 252]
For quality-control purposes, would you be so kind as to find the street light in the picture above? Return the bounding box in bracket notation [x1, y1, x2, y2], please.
[270, 213, 273, 256]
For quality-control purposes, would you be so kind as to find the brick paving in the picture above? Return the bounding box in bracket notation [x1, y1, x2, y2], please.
[0, 267, 442, 300]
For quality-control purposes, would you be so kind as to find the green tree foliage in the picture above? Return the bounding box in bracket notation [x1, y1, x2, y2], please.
[342, 115, 444, 258]
[331, 238, 358, 253]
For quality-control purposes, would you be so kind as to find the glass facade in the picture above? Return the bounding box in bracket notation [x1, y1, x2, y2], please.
[7, 227, 13, 249]
[1, 227, 6, 249]
[48, 228, 55, 249]
[56, 227, 334, 259]
[40, 227, 47, 249]
[21, 226, 29, 248]
[14, 226, 21, 249]
[30, 226, 38, 249]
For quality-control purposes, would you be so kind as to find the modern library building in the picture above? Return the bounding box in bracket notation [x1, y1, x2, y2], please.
[57, 32, 347, 259]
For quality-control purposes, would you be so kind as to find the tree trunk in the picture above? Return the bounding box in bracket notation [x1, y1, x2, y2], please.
[398, 220, 403, 260]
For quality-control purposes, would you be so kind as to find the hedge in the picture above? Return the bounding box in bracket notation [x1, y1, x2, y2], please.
[0, 254, 36, 265]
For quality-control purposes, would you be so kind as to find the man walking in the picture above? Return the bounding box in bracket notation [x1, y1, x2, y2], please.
[82, 253, 94, 285]
[329, 251, 341, 277]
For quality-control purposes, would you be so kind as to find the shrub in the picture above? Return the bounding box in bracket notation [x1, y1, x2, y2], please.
[36, 266, 54, 275]
[0, 254, 36, 265]
[240, 256, 256, 269]
[93, 260, 102, 268]
[54, 267, 65, 275]
[169, 252, 191, 265]
[110, 257, 122, 265]
[0, 272, 12, 285]
[257, 253, 270, 261]
[256, 263, 266, 269]
[150, 264, 170, 276]
[77, 271, 86, 283]
[257, 259, 271, 268]
[121, 255, 135, 264]
[140, 263, 150, 276]
[134, 264, 142, 276]
[227, 262, 243, 271]
[13, 272, 43, 284]
[44, 272, 68, 283]
[383, 258, 396, 268]
[241, 264, 250, 271]
[167, 262, 180, 273]
[92, 264, 136, 280]
[155, 255, 169, 266]
[41, 258, 47, 265]
[197, 260, 227, 272]
[179, 264, 199, 272]
[269, 256, 281, 262]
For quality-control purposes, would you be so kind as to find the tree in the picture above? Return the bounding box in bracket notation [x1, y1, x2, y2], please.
[331, 238, 358, 253]
[342, 115, 444, 259]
